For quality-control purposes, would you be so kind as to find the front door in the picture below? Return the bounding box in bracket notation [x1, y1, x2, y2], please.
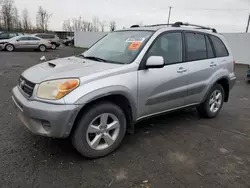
[15, 37, 30, 49]
[137, 32, 189, 119]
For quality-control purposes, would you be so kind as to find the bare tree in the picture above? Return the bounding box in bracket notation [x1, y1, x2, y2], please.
[100, 20, 106, 32]
[92, 16, 99, 32]
[86, 21, 93, 31]
[36, 6, 51, 32]
[110, 21, 116, 31]
[1, 0, 14, 31]
[12, 7, 22, 31]
[22, 8, 32, 31]
[62, 19, 72, 31]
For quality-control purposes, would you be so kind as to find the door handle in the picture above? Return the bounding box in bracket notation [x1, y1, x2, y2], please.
[177, 67, 187, 73]
[210, 62, 217, 67]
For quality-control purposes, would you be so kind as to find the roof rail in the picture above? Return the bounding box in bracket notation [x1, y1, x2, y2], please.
[172, 22, 217, 33]
[130, 22, 217, 33]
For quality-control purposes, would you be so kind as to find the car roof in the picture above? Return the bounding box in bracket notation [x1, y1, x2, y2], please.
[117, 22, 221, 37]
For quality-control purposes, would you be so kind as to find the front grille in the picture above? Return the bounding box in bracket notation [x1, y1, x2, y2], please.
[18, 76, 35, 97]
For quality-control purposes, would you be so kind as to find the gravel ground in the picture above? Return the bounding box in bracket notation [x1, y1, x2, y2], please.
[0, 47, 250, 188]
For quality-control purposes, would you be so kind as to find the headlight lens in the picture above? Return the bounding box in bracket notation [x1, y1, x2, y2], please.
[37, 78, 80, 100]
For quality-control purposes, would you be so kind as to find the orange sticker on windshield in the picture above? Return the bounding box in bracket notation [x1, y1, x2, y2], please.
[128, 42, 142, 50]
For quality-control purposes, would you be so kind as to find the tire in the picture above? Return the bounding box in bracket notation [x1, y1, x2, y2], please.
[71, 102, 127, 158]
[5, 44, 14, 52]
[197, 84, 225, 118]
[51, 43, 56, 50]
[39, 45, 46, 52]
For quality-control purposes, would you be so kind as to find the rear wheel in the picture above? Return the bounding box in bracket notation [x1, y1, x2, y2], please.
[51, 43, 56, 50]
[6, 44, 14, 52]
[39, 45, 46, 52]
[71, 102, 126, 158]
[197, 84, 224, 118]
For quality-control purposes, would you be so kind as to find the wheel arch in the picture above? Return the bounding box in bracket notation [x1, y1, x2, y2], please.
[202, 76, 230, 103]
[71, 87, 137, 136]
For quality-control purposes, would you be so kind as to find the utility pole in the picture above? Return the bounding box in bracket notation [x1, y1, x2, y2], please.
[246, 14, 250, 33]
[167, 6, 172, 24]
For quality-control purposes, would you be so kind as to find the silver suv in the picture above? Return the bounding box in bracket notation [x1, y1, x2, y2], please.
[12, 22, 236, 158]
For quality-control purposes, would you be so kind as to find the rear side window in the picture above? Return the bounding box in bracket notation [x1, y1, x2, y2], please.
[210, 35, 229, 57]
[186, 33, 207, 61]
[28, 37, 40, 41]
[205, 36, 215, 58]
[18, 37, 29, 41]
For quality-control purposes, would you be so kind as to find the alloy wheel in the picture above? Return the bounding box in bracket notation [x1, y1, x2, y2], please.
[86, 113, 120, 150]
[209, 90, 222, 113]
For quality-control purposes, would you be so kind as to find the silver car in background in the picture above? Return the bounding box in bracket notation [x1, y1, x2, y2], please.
[1, 35, 52, 52]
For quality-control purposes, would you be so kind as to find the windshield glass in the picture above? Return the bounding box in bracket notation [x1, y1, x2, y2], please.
[83, 31, 153, 64]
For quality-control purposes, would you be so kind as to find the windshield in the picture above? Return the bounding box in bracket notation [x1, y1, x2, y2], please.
[83, 31, 153, 64]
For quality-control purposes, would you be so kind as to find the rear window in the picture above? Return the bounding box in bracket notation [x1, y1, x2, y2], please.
[18, 37, 29, 41]
[43, 35, 55, 39]
[186, 33, 207, 61]
[210, 35, 229, 57]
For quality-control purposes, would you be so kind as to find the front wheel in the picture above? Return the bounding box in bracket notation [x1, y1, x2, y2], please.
[197, 84, 224, 118]
[71, 102, 127, 158]
[6, 44, 14, 52]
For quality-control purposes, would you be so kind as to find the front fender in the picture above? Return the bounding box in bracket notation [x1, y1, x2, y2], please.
[74, 85, 137, 121]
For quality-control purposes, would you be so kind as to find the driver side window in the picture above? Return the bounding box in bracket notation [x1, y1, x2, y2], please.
[147, 32, 183, 65]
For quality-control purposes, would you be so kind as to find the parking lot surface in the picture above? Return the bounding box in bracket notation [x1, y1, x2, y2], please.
[1, 47, 250, 188]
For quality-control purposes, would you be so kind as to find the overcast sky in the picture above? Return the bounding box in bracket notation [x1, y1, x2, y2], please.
[15, 0, 250, 32]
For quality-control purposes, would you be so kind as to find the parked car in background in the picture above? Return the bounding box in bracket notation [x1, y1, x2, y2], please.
[0, 32, 24, 40]
[12, 22, 236, 158]
[63, 36, 74, 46]
[1, 35, 51, 52]
[33, 33, 60, 50]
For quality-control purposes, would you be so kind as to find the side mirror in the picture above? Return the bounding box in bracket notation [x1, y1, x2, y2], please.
[146, 56, 164, 68]
[16, 40, 19, 42]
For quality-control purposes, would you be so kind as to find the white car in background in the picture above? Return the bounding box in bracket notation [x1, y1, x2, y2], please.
[0, 35, 52, 52]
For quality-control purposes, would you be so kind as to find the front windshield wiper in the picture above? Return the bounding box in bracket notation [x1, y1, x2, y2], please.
[83, 55, 107, 62]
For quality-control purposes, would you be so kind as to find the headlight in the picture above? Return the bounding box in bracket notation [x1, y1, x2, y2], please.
[37, 78, 80, 100]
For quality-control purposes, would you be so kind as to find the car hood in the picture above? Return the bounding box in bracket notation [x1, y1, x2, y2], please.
[22, 56, 124, 83]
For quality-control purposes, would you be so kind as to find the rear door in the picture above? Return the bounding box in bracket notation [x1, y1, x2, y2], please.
[184, 32, 217, 105]
[28, 37, 41, 48]
[138, 32, 189, 118]
[209, 35, 232, 73]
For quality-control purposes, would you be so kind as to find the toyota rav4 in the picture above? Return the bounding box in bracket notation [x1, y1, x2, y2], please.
[12, 22, 236, 158]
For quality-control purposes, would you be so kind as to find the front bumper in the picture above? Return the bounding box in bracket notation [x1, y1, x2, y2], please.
[12, 86, 82, 138]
